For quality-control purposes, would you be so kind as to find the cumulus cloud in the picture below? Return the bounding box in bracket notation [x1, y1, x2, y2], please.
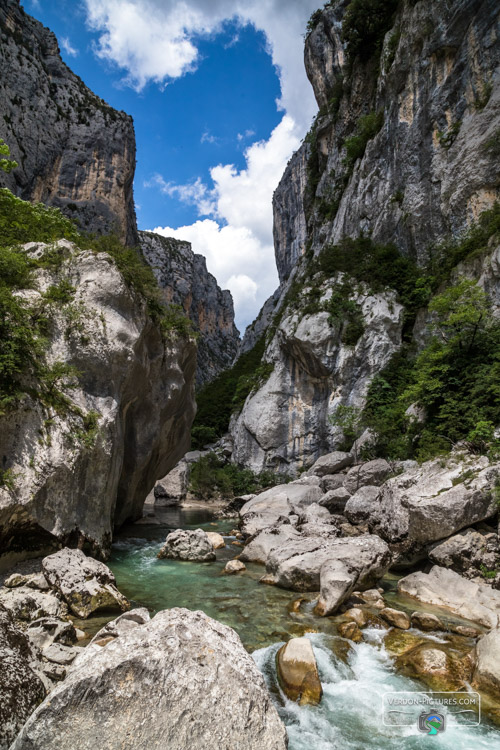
[84, 0, 320, 329]
[150, 116, 300, 330]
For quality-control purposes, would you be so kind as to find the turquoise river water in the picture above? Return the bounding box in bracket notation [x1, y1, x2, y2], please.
[105, 506, 500, 750]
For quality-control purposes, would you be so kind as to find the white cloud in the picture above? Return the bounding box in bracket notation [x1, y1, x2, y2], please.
[149, 116, 300, 330]
[61, 37, 78, 57]
[201, 131, 219, 145]
[84, 0, 320, 330]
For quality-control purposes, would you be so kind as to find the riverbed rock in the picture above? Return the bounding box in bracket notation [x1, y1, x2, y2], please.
[472, 627, 500, 696]
[239, 483, 323, 536]
[428, 528, 500, 576]
[42, 549, 130, 619]
[4, 574, 27, 589]
[338, 621, 362, 643]
[240, 525, 302, 564]
[380, 608, 411, 630]
[26, 617, 77, 651]
[276, 637, 322, 706]
[42, 643, 81, 666]
[395, 642, 473, 691]
[397, 566, 500, 628]
[206, 531, 225, 550]
[319, 487, 351, 513]
[372, 455, 498, 547]
[0, 605, 47, 750]
[224, 560, 246, 574]
[308, 451, 353, 477]
[157, 529, 216, 562]
[411, 612, 444, 632]
[11, 608, 288, 750]
[344, 486, 381, 525]
[0, 587, 67, 623]
[315, 536, 392, 616]
[343, 460, 392, 495]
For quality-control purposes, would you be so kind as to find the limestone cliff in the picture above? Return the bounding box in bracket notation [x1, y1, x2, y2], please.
[231, 0, 500, 473]
[0, 240, 196, 566]
[140, 231, 239, 386]
[0, 0, 137, 245]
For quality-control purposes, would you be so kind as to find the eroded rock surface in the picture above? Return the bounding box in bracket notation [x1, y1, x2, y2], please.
[157, 529, 216, 562]
[276, 637, 322, 706]
[11, 608, 288, 750]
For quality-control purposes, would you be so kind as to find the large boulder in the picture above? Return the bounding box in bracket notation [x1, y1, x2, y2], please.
[372, 455, 498, 545]
[276, 637, 322, 706]
[319, 487, 351, 513]
[265, 534, 391, 602]
[11, 608, 288, 750]
[42, 549, 130, 619]
[344, 486, 381, 525]
[343, 459, 392, 495]
[153, 459, 189, 506]
[157, 529, 216, 562]
[428, 528, 500, 575]
[397, 566, 500, 628]
[240, 524, 302, 564]
[239, 483, 323, 536]
[472, 628, 500, 696]
[0, 606, 47, 750]
[308, 451, 353, 477]
[315, 536, 392, 616]
[0, 587, 67, 623]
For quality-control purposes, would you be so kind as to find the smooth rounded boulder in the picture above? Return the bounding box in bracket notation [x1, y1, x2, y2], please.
[157, 528, 216, 562]
[11, 608, 288, 750]
[276, 637, 322, 705]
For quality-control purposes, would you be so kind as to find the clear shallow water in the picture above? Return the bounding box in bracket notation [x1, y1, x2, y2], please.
[108, 507, 500, 749]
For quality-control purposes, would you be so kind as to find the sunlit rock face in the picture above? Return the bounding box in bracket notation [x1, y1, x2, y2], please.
[140, 231, 240, 386]
[233, 0, 500, 475]
[0, 0, 137, 245]
[0, 241, 196, 565]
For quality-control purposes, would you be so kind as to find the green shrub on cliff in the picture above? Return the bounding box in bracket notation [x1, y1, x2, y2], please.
[341, 0, 400, 63]
[189, 452, 282, 500]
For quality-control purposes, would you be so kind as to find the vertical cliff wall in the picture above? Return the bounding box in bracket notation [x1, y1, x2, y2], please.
[0, 0, 137, 245]
[140, 231, 240, 386]
[231, 0, 500, 473]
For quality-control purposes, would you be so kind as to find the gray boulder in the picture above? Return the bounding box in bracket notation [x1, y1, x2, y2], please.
[12, 609, 288, 750]
[0, 587, 67, 623]
[266, 534, 391, 598]
[344, 486, 381, 525]
[315, 536, 392, 616]
[428, 528, 500, 575]
[240, 525, 302, 564]
[26, 617, 77, 652]
[308, 451, 353, 477]
[157, 529, 216, 562]
[298, 503, 333, 526]
[42, 549, 130, 619]
[374, 456, 499, 545]
[239, 483, 322, 536]
[397, 566, 500, 628]
[0, 606, 47, 750]
[319, 474, 346, 492]
[343, 459, 392, 495]
[473, 627, 500, 695]
[319, 487, 351, 513]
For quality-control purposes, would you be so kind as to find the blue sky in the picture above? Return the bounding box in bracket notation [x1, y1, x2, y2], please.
[25, 0, 319, 330]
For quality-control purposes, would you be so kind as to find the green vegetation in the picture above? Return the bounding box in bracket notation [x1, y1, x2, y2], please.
[341, 0, 399, 64]
[329, 405, 364, 454]
[437, 121, 461, 150]
[0, 139, 17, 173]
[343, 111, 384, 170]
[189, 452, 283, 500]
[325, 282, 365, 345]
[363, 279, 500, 462]
[191, 336, 272, 450]
[0, 468, 17, 491]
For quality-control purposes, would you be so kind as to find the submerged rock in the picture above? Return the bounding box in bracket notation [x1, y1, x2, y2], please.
[411, 612, 444, 632]
[380, 608, 411, 630]
[276, 637, 322, 706]
[42, 549, 130, 619]
[397, 566, 500, 628]
[205, 531, 225, 550]
[157, 529, 216, 562]
[11, 608, 288, 750]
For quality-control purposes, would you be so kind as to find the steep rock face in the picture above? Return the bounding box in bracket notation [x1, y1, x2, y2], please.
[140, 231, 239, 385]
[0, 0, 137, 245]
[232, 281, 403, 473]
[0, 241, 196, 565]
[232, 0, 500, 473]
[303, 0, 500, 262]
